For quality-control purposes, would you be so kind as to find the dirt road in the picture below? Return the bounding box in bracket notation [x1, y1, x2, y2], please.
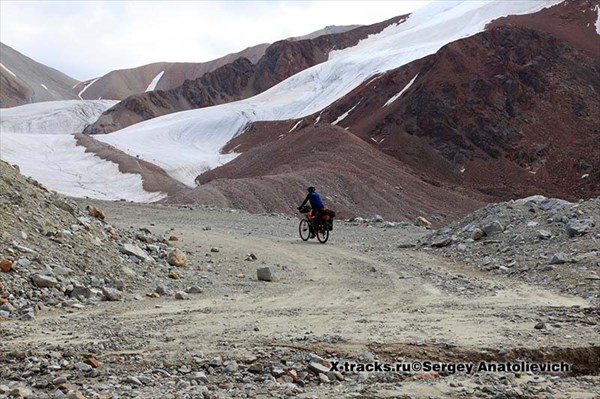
[2, 200, 599, 398]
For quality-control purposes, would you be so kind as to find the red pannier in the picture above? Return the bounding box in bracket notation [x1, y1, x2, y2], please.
[319, 209, 336, 221]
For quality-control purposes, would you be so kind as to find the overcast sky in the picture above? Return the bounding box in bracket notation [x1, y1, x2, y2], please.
[0, 1, 430, 81]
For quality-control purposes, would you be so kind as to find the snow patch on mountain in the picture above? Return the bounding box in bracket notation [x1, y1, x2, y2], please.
[0, 133, 165, 201]
[1, 100, 118, 135]
[332, 102, 360, 125]
[595, 4, 600, 35]
[0, 62, 17, 78]
[146, 71, 165, 92]
[78, 78, 100, 100]
[384, 73, 419, 107]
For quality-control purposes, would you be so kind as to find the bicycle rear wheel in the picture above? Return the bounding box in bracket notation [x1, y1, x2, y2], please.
[316, 225, 329, 243]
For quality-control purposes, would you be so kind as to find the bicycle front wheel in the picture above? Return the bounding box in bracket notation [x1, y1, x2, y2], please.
[299, 219, 310, 241]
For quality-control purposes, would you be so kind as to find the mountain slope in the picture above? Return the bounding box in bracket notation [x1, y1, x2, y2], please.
[177, 122, 484, 223]
[6, 0, 596, 221]
[307, 0, 600, 201]
[0, 43, 80, 107]
[83, 16, 407, 135]
[91, 1, 562, 188]
[73, 43, 270, 101]
[73, 24, 362, 103]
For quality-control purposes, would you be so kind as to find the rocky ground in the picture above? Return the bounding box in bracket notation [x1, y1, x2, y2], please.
[420, 195, 600, 305]
[1, 161, 599, 399]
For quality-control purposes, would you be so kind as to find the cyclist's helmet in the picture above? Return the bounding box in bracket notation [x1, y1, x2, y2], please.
[307, 186, 316, 193]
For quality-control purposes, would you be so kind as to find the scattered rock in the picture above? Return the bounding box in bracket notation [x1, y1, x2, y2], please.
[0, 259, 12, 273]
[125, 376, 143, 386]
[155, 285, 170, 296]
[86, 206, 106, 220]
[67, 391, 86, 399]
[308, 362, 330, 375]
[534, 321, 546, 330]
[102, 287, 123, 301]
[175, 291, 189, 300]
[69, 286, 92, 299]
[9, 387, 33, 398]
[537, 230, 552, 239]
[371, 214, 384, 223]
[415, 216, 432, 229]
[257, 267, 274, 282]
[566, 219, 594, 237]
[167, 271, 179, 279]
[471, 228, 484, 240]
[209, 356, 222, 367]
[185, 286, 203, 294]
[431, 237, 452, 248]
[31, 274, 59, 288]
[168, 248, 188, 267]
[482, 220, 504, 236]
[121, 243, 153, 263]
[75, 361, 93, 372]
[191, 371, 208, 383]
[245, 253, 258, 261]
[549, 252, 570, 265]
[85, 358, 101, 368]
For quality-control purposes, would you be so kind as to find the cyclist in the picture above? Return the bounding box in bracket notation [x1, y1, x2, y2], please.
[298, 186, 325, 237]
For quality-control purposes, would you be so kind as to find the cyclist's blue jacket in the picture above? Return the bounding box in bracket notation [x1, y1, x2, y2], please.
[301, 192, 324, 210]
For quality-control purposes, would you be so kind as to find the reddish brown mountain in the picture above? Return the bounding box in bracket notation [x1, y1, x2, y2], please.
[166, 0, 599, 221]
[83, 16, 407, 135]
[72, 44, 269, 102]
[300, 0, 600, 202]
[171, 122, 484, 224]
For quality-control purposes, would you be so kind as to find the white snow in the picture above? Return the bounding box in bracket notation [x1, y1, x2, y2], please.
[331, 102, 360, 125]
[146, 71, 165, 92]
[0, 133, 165, 202]
[78, 78, 99, 99]
[0, 63, 17, 78]
[289, 119, 304, 133]
[40, 83, 48, 90]
[0, 100, 164, 202]
[365, 74, 382, 86]
[3, 0, 562, 198]
[383, 73, 419, 107]
[0, 100, 118, 135]
[595, 5, 600, 35]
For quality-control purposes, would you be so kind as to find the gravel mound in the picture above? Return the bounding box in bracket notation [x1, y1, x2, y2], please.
[0, 161, 192, 321]
[421, 195, 599, 304]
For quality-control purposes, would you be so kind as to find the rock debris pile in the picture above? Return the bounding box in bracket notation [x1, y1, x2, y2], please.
[421, 195, 599, 304]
